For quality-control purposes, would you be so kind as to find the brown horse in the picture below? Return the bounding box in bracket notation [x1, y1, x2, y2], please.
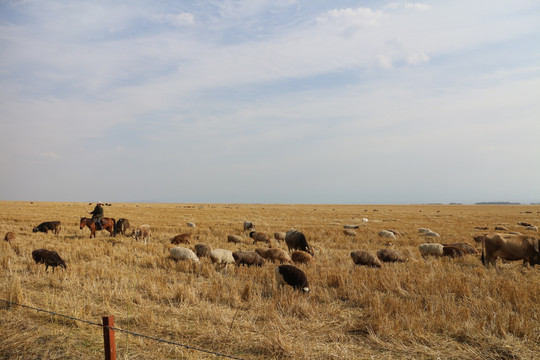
[80, 217, 116, 238]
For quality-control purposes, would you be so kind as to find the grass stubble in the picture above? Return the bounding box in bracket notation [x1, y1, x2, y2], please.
[0, 201, 539, 359]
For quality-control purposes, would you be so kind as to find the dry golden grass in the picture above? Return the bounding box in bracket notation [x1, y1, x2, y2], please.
[1, 201, 539, 359]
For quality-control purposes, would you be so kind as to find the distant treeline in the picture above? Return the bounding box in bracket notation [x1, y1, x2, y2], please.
[475, 202, 521, 205]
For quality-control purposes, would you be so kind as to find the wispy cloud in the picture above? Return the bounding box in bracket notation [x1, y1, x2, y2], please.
[1, 0, 539, 203]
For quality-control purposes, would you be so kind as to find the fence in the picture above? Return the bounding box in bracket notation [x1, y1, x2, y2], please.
[0, 299, 246, 360]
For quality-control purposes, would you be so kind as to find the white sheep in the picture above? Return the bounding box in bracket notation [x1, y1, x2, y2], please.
[424, 231, 441, 238]
[378, 230, 396, 239]
[209, 249, 235, 270]
[418, 243, 444, 257]
[170, 247, 200, 263]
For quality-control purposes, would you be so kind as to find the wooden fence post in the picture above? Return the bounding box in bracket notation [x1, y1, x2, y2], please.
[102, 315, 117, 360]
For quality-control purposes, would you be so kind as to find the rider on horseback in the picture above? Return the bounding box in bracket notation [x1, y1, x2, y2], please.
[89, 202, 104, 230]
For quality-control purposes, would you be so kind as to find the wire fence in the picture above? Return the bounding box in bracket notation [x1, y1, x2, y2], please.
[0, 299, 246, 360]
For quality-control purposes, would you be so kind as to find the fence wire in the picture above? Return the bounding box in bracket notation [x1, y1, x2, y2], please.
[0, 299, 246, 360]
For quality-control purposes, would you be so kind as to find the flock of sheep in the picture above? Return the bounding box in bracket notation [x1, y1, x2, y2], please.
[6, 215, 537, 293]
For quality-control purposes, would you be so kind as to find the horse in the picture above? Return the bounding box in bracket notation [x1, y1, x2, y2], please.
[80, 217, 116, 238]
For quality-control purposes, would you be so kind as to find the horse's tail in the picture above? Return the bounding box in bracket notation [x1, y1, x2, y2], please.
[112, 218, 117, 236]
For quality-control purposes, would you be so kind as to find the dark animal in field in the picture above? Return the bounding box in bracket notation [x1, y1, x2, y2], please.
[476, 233, 540, 268]
[350, 250, 382, 268]
[194, 244, 212, 258]
[171, 233, 191, 245]
[442, 246, 466, 258]
[376, 248, 407, 263]
[285, 230, 314, 256]
[275, 265, 310, 292]
[518, 222, 533, 227]
[291, 251, 314, 264]
[343, 229, 356, 237]
[33, 221, 61, 235]
[249, 231, 271, 244]
[243, 221, 254, 231]
[232, 251, 265, 267]
[31, 248, 66, 272]
[114, 218, 130, 236]
[80, 217, 115, 238]
[444, 242, 479, 255]
[494, 226, 508, 231]
[4, 232, 15, 242]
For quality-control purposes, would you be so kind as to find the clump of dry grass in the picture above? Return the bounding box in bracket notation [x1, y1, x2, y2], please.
[0, 201, 539, 359]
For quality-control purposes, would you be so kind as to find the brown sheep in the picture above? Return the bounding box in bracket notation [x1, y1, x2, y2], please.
[291, 251, 314, 264]
[274, 232, 286, 241]
[350, 250, 382, 268]
[4, 231, 15, 242]
[232, 251, 265, 267]
[227, 234, 244, 244]
[442, 245, 467, 258]
[256, 248, 291, 264]
[376, 248, 407, 263]
[249, 231, 271, 244]
[343, 229, 356, 237]
[170, 233, 191, 245]
[444, 242, 479, 255]
[194, 244, 212, 258]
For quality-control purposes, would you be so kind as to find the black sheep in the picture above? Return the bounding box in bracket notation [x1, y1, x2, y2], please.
[32, 249, 67, 272]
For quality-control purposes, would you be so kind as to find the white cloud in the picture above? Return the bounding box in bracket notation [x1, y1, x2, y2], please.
[406, 53, 430, 65]
[151, 12, 195, 26]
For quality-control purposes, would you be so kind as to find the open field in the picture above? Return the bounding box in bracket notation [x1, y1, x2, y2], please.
[1, 201, 539, 359]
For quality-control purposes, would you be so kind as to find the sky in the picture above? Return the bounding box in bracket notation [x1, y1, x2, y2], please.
[1, 0, 539, 204]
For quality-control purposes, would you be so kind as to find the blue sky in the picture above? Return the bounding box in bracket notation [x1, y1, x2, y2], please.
[1, 0, 539, 204]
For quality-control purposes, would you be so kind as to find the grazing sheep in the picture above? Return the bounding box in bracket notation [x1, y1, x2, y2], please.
[134, 224, 151, 244]
[494, 226, 508, 231]
[343, 229, 356, 237]
[170, 247, 200, 262]
[243, 221, 254, 231]
[194, 244, 213, 258]
[418, 228, 432, 234]
[344, 225, 360, 229]
[291, 251, 314, 264]
[227, 234, 244, 244]
[187, 222, 196, 228]
[377, 248, 407, 263]
[350, 250, 382, 268]
[442, 245, 466, 258]
[170, 233, 191, 245]
[232, 251, 265, 267]
[285, 230, 314, 256]
[32, 221, 61, 235]
[31, 249, 66, 272]
[418, 243, 444, 257]
[424, 231, 440, 238]
[274, 232, 286, 241]
[256, 248, 291, 264]
[444, 242, 479, 255]
[115, 218, 130, 236]
[518, 222, 533, 227]
[275, 265, 310, 293]
[209, 249, 235, 270]
[378, 230, 396, 239]
[249, 231, 271, 244]
[524, 226, 538, 231]
[4, 231, 15, 242]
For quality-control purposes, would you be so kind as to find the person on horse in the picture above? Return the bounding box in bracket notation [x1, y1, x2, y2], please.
[89, 201, 104, 230]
